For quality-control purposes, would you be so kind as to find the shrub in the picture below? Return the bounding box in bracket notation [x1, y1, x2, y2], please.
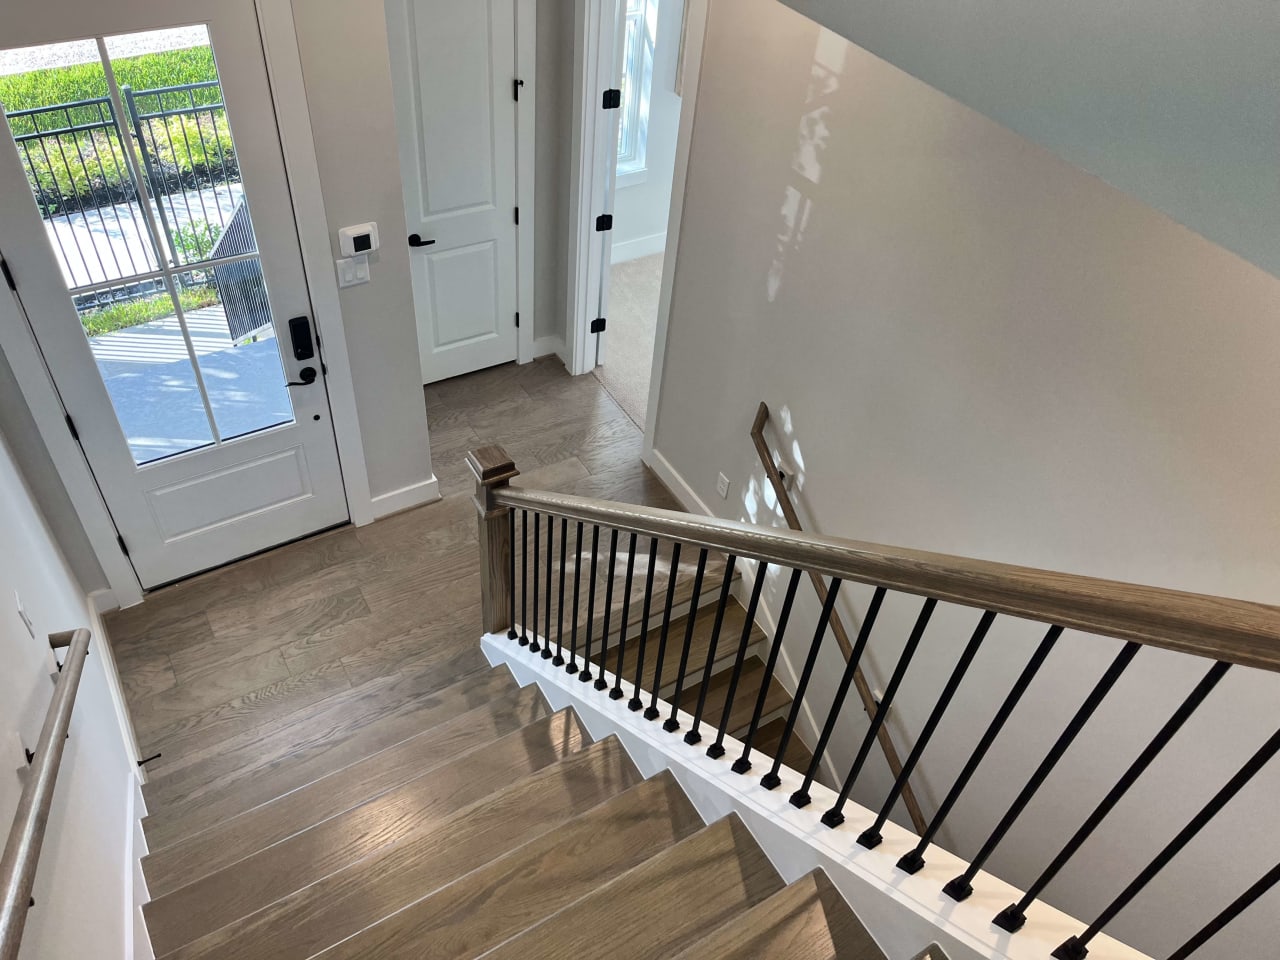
[80, 284, 221, 337]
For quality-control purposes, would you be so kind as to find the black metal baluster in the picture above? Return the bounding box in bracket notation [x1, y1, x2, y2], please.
[529, 514, 542, 653]
[507, 510, 518, 640]
[646, 542, 682, 721]
[790, 586, 886, 804]
[1052, 726, 1280, 960]
[822, 597, 937, 828]
[664, 549, 709, 732]
[1165, 862, 1280, 960]
[519, 510, 529, 645]
[684, 555, 738, 745]
[761, 579, 843, 790]
[580, 525, 600, 683]
[595, 529, 620, 691]
[629, 538, 660, 711]
[554, 518, 568, 666]
[610, 533, 639, 700]
[734, 568, 802, 774]
[858, 610, 995, 847]
[995, 660, 1232, 933]
[708, 562, 769, 759]
[542, 515, 554, 659]
[897, 625, 1062, 875]
[567, 521, 584, 675]
[944, 641, 1142, 902]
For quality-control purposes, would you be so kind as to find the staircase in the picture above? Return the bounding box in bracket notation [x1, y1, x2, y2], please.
[138, 665, 886, 959]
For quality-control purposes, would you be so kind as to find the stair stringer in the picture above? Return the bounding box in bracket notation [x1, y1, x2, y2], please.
[484, 631, 1153, 960]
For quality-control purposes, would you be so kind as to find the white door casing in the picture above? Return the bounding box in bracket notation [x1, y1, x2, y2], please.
[387, 0, 523, 384]
[0, 0, 349, 588]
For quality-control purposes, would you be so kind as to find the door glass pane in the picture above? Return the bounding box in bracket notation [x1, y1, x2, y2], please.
[79, 282, 216, 463]
[175, 264, 293, 441]
[104, 27, 251, 268]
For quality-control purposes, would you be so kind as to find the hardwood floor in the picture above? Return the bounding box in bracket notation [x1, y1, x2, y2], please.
[105, 358, 679, 786]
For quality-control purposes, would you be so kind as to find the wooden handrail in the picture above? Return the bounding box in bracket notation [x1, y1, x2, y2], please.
[749, 402, 927, 834]
[492, 487, 1280, 672]
[0, 628, 91, 960]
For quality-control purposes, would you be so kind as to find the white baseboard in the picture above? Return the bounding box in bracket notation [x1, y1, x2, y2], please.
[611, 232, 667, 264]
[532, 335, 565, 362]
[89, 588, 120, 615]
[369, 476, 441, 520]
[642, 447, 714, 517]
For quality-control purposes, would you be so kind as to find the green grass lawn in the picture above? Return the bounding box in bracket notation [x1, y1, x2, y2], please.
[0, 47, 221, 115]
[81, 285, 221, 338]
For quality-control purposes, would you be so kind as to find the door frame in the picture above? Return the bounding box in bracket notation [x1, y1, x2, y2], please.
[564, 0, 708, 393]
[0, 0, 375, 608]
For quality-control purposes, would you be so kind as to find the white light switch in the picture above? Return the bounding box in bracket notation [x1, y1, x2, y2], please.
[336, 254, 370, 288]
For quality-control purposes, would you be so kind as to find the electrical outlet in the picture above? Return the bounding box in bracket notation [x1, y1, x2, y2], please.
[15, 592, 34, 639]
[716, 472, 731, 499]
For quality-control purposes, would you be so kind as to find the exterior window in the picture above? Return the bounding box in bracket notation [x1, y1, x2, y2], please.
[617, 0, 658, 176]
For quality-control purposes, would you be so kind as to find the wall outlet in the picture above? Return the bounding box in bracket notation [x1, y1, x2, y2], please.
[15, 591, 34, 639]
[716, 472, 731, 499]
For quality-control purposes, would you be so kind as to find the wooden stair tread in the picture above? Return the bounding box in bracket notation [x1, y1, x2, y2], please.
[753, 715, 816, 775]
[157, 734, 643, 960]
[146, 708, 590, 956]
[678, 657, 792, 739]
[142, 651, 505, 844]
[311, 771, 702, 960]
[672, 870, 886, 960]
[143, 681, 550, 898]
[479, 815, 783, 960]
[591, 597, 764, 694]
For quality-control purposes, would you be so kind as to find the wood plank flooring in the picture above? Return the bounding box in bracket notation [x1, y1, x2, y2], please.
[105, 358, 679, 796]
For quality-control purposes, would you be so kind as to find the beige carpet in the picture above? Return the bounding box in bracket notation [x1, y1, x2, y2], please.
[593, 252, 663, 429]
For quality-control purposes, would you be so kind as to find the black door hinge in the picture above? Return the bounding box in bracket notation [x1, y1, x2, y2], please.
[116, 534, 129, 557]
[513, 78, 525, 101]
[64, 413, 80, 442]
[595, 214, 613, 232]
[591, 317, 607, 333]
[515, 312, 520, 328]
[1, 257, 15, 291]
[602, 89, 622, 109]
[514, 206, 520, 226]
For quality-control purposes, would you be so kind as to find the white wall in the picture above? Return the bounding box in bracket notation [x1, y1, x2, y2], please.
[773, 0, 1280, 281]
[610, 0, 684, 264]
[650, 2, 1280, 957]
[534, 0, 574, 346]
[0, 427, 137, 960]
[292, 0, 434, 502]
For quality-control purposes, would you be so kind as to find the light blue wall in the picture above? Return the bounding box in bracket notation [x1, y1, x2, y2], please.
[778, 0, 1280, 277]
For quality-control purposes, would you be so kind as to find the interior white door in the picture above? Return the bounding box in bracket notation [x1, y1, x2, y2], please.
[386, 0, 520, 384]
[0, 2, 348, 589]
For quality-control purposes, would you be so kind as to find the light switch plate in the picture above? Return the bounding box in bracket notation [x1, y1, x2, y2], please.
[336, 254, 370, 288]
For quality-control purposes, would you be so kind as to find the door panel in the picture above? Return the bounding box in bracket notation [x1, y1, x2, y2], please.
[0, 5, 348, 588]
[387, 0, 519, 383]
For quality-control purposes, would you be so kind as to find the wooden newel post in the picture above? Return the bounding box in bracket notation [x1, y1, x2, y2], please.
[467, 445, 519, 635]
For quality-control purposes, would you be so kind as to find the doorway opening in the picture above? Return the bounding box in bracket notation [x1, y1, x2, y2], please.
[589, 0, 685, 429]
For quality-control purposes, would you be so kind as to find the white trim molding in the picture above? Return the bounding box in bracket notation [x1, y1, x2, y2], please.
[533, 335, 566, 360]
[370, 476, 441, 519]
[516, 0, 539, 364]
[610, 231, 667, 264]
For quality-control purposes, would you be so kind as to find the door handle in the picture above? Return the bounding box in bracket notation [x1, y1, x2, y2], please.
[287, 366, 318, 387]
[408, 234, 436, 248]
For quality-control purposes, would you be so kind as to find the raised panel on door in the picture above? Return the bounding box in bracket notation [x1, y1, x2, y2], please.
[387, 0, 519, 383]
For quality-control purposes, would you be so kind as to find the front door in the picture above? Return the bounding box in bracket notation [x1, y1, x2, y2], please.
[0, 3, 348, 588]
[385, 0, 520, 384]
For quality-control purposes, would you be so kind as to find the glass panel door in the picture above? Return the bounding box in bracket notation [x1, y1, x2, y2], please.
[0, 26, 293, 465]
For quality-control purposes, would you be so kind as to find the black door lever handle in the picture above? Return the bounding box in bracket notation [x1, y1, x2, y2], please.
[287, 366, 317, 387]
[408, 234, 436, 248]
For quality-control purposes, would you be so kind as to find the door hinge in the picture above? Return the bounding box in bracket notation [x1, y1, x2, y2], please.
[116, 534, 130, 557]
[64, 413, 80, 442]
[595, 214, 613, 232]
[602, 89, 622, 110]
[591, 317, 607, 333]
[1, 257, 15, 291]
[515, 312, 520, 328]
[514, 206, 520, 226]
[513, 78, 525, 101]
